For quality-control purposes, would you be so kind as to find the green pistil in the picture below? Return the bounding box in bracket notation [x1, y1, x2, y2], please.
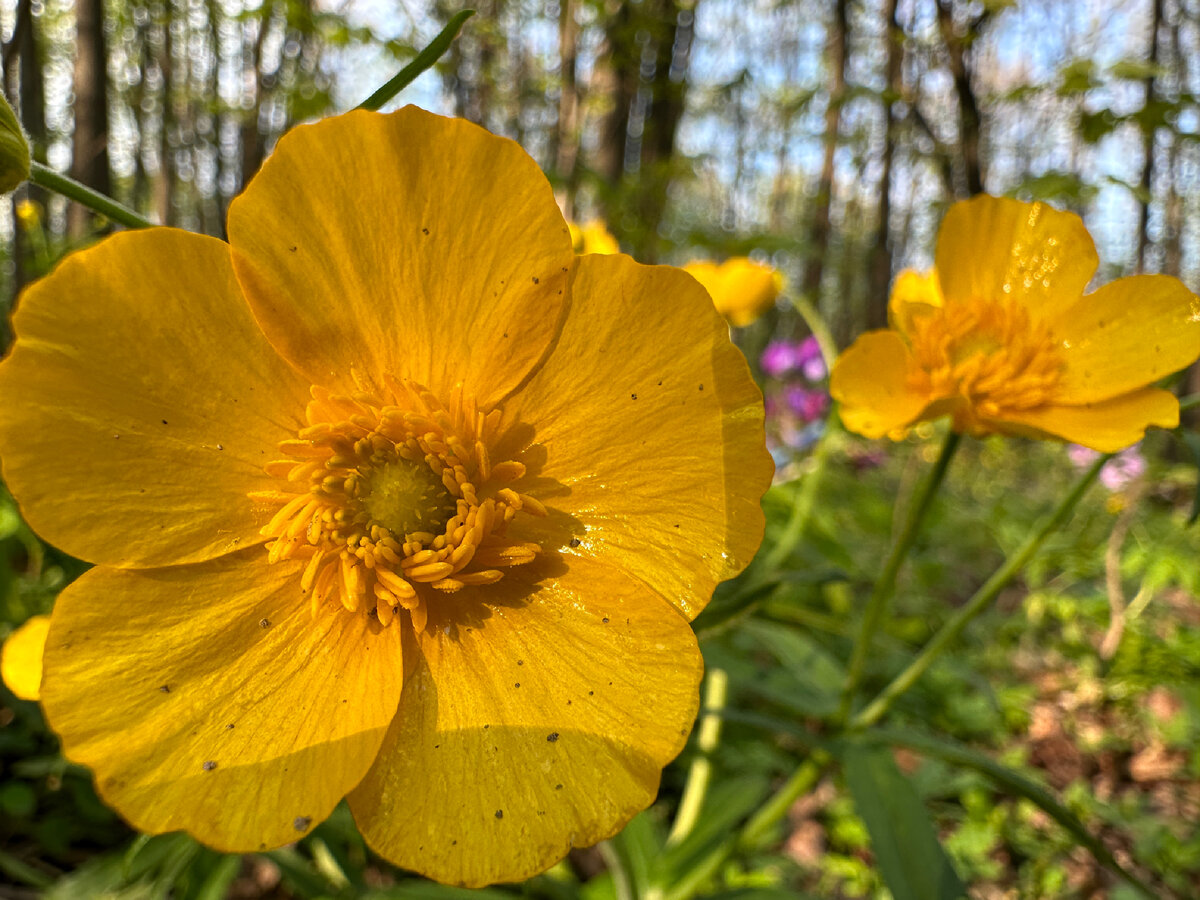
[362, 461, 456, 537]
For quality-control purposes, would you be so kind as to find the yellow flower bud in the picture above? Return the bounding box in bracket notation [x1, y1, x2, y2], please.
[0, 93, 31, 193]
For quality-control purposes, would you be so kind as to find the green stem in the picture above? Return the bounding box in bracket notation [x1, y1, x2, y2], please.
[662, 751, 831, 900]
[761, 417, 838, 571]
[835, 431, 961, 724]
[850, 453, 1107, 731]
[738, 751, 829, 848]
[788, 293, 838, 373]
[598, 839, 636, 900]
[666, 668, 728, 846]
[1178, 392, 1200, 412]
[356, 11, 475, 111]
[29, 161, 153, 230]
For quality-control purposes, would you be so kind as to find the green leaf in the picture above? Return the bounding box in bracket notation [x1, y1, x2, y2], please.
[865, 728, 1158, 899]
[841, 744, 967, 900]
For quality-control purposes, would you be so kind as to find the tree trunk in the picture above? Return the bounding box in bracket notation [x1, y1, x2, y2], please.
[553, 0, 581, 217]
[867, 0, 901, 330]
[69, 0, 111, 238]
[1136, 0, 1165, 273]
[803, 0, 847, 336]
[936, 0, 986, 197]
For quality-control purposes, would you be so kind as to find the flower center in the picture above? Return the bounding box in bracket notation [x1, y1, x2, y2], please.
[905, 296, 1064, 423]
[252, 377, 545, 632]
[361, 461, 457, 538]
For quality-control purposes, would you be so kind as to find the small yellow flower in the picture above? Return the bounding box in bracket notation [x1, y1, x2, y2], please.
[568, 219, 620, 255]
[1, 614, 49, 701]
[14, 198, 41, 230]
[0, 107, 771, 887]
[684, 257, 783, 327]
[831, 195, 1200, 452]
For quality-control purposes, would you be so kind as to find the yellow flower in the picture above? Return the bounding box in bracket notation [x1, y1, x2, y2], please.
[0, 107, 771, 887]
[684, 257, 784, 327]
[567, 219, 620, 255]
[14, 198, 41, 230]
[1, 614, 49, 701]
[831, 195, 1200, 452]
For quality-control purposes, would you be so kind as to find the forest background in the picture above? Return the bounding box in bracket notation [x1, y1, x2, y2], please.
[2, 0, 1200, 899]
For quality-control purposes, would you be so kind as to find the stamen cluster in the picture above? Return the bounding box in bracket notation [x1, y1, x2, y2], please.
[253, 377, 545, 631]
[906, 297, 1065, 422]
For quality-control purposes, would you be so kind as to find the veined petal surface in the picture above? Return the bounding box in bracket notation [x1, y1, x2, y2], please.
[935, 195, 1097, 312]
[991, 389, 1179, 454]
[348, 556, 702, 887]
[830, 330, 929, 438]
[40, 551, 403, 851]
[1049, 275, 1200, 403]
[495, 254, 771, 620]
[0, 229, 310, 568]
[1, 614, 49, 701]
[228, 106, 573, 406]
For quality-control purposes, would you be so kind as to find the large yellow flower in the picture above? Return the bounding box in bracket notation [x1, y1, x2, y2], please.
[684, 257, 784, 327]
[831, 195, 1200, 452]
[0, 107, 771, 886]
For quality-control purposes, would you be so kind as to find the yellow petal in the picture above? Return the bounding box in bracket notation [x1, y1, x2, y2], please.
[348, 556, 702, 887]
[1, 614, 49, 701]
[227, 106, 573, 408]
[494, 254, 772, 620]
[40, 551, 403, 851]
[830, 330, 929, 438]
[685, 257, 782, 327]
[888, 268, 944, 335]
[990, 388, 1178, 453]
[0, 229, 310, 568]
[1049, 275, 1200, 403]
[934, 195, 1097, 315]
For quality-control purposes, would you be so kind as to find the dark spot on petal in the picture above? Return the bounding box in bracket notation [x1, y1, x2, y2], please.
[569, 537, 581, 548]
[216, 444, 224, 450]
[161, 419, 168, 425]
[588, 690, 594, 695]
[602, 617, 609, 624]
[547, 732, 559, 742]
[631, 393, 637, 400]
[202, 760, 217, 772]
[260, 618, 271, 628]
[517, 659, 524, 666]
[159, 685, 170, 693]
[514, 682, 520, 688]
[452, 840, 457, 845]
[555, 784, 563, 790]
[226, 724, 235, 729]
[289, 246, 297, 252]
[294, 816, 312, 831]
[422, 227, 429, 235]
[657, 380, 662, 386]
[532, 276, 540, 284]
[495, 809, 504, 819]
[699, 384, 704, 391]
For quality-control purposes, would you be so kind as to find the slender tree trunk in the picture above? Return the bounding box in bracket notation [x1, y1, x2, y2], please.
[155, 0, 174, 226]
[1136, 0, 1165, 273]
[69, 0, 111, 238]
[593, 1, 636, 188]
[936, 0, 986, 196]
[634, 0, 694, 261]
[554, 0, 581, 217]
[803, 0, 847, 334]
[867, 0, 901, 330]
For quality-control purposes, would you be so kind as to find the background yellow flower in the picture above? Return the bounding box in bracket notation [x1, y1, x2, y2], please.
[685, 257, 784, 327]
[1, 614, 49, 701]
[831, 195, 1200, 452]
[0, 107, 771, 887]
[568, 219, 620, 255]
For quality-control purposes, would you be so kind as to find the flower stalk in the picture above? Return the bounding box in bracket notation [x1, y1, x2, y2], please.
[356, 11, 475, 112]
[850, 452, 1107, 731]
[666, 668, 729, 846]
[29, 162, 153, 230]
[835, 430, 961, 724]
